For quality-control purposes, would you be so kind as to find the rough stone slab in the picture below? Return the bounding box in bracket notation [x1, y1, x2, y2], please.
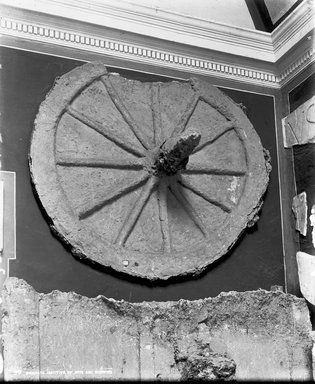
[39, 292, 140, 380]
[2, 278, 40, 381]
[282, 96, 315, 148]
[2, 278, 313, 381]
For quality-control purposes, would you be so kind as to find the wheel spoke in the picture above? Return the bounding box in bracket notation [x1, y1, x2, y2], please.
[193, 121, 235, 154]
[178, 178, 233, 213]
[66, 106, 146, 157]
[114, 177, 158, 246]
[169, 182, 208, 237]
[101, 76, 154, 150]
[171, 93, 200, 137]
[192, 78, 237, 121]
[151, 83, 163, 145]
[157, 182, 171, 252]
[76, 173, 149, 219]
[182, 163, 246, 176]
[56, 156, 144, 170]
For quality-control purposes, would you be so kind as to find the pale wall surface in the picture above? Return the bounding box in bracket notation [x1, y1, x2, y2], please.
[121, 0, 256, 28]
[2, 278, 313, 381]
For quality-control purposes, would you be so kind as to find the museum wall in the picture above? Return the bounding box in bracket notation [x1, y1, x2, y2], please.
[0, 46, 284, 301]
[280, 69, 315, 326]
[288, 72, 315, 256]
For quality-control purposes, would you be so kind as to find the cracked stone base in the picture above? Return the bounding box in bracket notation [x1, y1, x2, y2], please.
[2, 278, 313, 381]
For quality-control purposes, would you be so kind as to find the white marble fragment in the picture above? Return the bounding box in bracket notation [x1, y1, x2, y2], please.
[282, 96, 315, 148]
[296, 251, 315, 305]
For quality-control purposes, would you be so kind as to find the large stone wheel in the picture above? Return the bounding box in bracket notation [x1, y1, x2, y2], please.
[30, 62, 270, 280]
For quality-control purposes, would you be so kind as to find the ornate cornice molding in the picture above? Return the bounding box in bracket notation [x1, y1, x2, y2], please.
[278, 47, 314, 86]
[0, 0, 275, 61]
[0, 0, 314, 88]
[0, 14, 280, 88]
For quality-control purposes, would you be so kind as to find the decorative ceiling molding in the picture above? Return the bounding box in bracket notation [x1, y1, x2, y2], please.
[0, 0, 275, 61]
[0, 0, 314, 88]
[0, 15, 280, 88]
[278, 46, 314, 86]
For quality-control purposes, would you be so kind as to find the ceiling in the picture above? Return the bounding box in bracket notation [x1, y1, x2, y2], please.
[117, 0, 302, 31]
[0, 0, 312, 90]
[121, 0, 255, 29]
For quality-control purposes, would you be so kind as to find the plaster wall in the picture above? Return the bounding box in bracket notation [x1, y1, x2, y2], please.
[120, 0, 255, 29]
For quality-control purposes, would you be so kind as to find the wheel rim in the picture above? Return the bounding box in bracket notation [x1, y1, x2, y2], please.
[30, 63, 270, 280]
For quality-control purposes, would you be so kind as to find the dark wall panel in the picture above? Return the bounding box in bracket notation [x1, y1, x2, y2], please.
[289, 73, 315, 113]
[289, 74, 315, 256]
[0, 47, 284, 301]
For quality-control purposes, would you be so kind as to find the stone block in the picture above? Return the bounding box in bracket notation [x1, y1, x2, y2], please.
[2, 278, 40, 381]
[282, 96, 315, 148]
[2, 278, 313, 381]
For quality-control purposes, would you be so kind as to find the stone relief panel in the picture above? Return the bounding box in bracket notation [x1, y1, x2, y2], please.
[282, 95, 315, 148]
[29, 62, 270, 280]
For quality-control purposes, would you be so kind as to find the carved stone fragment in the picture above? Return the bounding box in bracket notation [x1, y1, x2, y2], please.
[2, 278, 313, 381]
[29, 62, 270, 279]
[292, 191, 308, 236]
[282, 96, 315, 148]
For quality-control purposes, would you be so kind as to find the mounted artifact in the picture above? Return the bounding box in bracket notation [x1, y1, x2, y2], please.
[29, 62, 270, 280]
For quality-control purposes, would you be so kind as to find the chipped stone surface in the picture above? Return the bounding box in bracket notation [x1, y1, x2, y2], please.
[292, 191, 308, 236]
[29, 62, 270, 280]
[2, 278, 313, 381]
[297, 251, 315, 305]
[2, 278, 40, 381]
[282, 96, 315, 148]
